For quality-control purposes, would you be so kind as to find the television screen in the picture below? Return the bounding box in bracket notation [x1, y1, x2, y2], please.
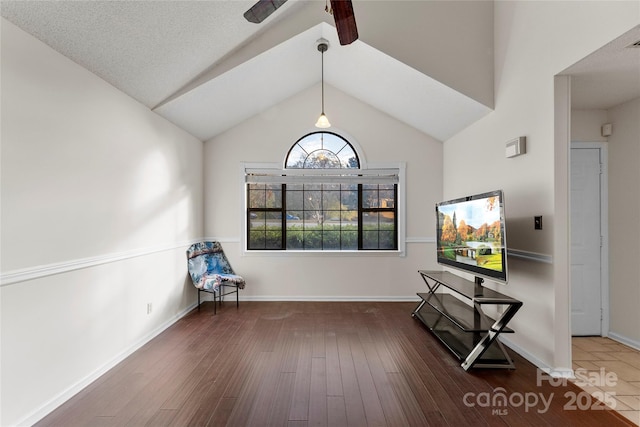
[436, 190, 508, 283]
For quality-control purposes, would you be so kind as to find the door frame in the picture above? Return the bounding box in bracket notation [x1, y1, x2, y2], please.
[570, 141, 610, 337]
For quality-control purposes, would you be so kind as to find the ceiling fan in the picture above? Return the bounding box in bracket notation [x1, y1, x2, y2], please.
[243, 0, 359, 46]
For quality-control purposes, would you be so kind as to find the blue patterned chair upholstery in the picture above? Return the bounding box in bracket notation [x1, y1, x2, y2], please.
[186, 241, 245, 314]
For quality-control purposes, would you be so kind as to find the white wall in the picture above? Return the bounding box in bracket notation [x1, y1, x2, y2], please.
[355, 0, 494, 108]
[572, 109, 609, 142]
[0, 20, 203, 426]
[204, 83, 442, 300]
[442, 1, 639, 372]
[607, 97, 640, 346]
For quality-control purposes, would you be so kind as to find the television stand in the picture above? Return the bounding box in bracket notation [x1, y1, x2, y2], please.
[412, 270, 523, 370]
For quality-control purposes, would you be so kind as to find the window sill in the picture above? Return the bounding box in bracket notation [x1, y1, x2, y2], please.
[242, 249, 405, 257]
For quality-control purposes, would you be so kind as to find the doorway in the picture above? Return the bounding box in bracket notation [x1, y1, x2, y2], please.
[570, 143, 609, 336]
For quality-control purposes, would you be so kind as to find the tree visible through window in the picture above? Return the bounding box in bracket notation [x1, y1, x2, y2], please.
[247, 132, 397, 251]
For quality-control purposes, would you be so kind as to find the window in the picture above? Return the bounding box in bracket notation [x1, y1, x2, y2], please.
[245, 132, 400, 252]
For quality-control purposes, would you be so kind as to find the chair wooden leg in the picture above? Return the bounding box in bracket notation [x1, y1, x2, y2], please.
[236, 287, 239, 309]
[214, 291, 217, 315]
[198, 289, 201, 310]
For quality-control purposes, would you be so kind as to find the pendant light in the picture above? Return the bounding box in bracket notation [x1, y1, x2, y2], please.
[315, 39, 331, 128]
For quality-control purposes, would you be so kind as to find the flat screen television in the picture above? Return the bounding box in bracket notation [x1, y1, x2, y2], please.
[436, 190, 508, 285]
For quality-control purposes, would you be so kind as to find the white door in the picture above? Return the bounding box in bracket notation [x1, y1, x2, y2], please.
[571, 147, 602, 336]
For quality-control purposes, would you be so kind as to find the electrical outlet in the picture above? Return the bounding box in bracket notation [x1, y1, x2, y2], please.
[146, 303, 152, 314]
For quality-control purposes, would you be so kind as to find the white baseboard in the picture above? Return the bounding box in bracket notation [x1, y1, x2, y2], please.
[237, 295, 421, 302]
[608, 332, 640, 351]
[17, 302, 198, 427]
[499, 336, 573, 378]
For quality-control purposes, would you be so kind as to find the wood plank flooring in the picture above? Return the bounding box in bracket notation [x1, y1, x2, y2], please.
[36, 302, 635, 426]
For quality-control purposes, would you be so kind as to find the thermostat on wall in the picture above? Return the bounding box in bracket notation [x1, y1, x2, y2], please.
[506, 136, 526, 158]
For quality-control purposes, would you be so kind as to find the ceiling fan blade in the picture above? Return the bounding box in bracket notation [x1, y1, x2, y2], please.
[244, 0, 288, 24]
[330, 0, 358, 45]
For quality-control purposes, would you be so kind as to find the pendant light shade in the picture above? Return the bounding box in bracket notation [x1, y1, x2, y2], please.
[315, 39, 331, 128]
[315, 113, 331, 128]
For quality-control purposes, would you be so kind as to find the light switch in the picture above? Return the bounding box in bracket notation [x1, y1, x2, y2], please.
[534, 216, 543, 230]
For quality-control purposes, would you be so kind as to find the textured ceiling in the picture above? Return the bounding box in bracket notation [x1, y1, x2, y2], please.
[0, 0, 492, 141]
[0, 0, 297, 109]
[562, 25, 640, 110]
[2, 1, 637, 141]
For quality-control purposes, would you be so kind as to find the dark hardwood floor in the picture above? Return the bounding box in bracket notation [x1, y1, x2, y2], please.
[36, 301, 635, 426]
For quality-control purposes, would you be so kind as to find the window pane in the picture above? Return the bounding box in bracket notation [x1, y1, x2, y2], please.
[248, 184, 284, 209]
[286, 212, 301, 229]
[324, 210, 340, 222]
[380, 212, 395, 223]
[304, 190, 322, 214]
[298, 134, 323, 154]
[322, 133, 347, 154]
[362, 189, 379, 208]
[248, 184, 265, 208]
[249, 231, 266, 249]
[287, 190, 304, 210]
[378, 230, 396, 250]
[266, 189, 282, 208]
[303, 231, 322, 249]
[323, 230, 341, 249]
[249, 215, 265, 229]
[304, 150, 341, 169]
[363, 212, 379, 226]
[287, 229, 303, 249]
[265, 230, 282, 249]
[362, 230, 379, 249]
[341, 212, 358, 227]
[323, 190, 340, 210]
[341, 188, 358, 210]
[342, 231, 358, 249]
[338, 152, 359, 168]
[285, 145, 307, 168]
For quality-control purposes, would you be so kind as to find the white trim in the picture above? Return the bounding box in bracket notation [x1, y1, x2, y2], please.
[239, 295, 420, 302]
[0, 240, 201, 287]
[210, 236, 433, 244]
[500, 336, 574, 379]
[406, 237, 436, 243]
[203, 237, 241, 244]
[245, 167, 400, 184]
[239, 249, 405, 257]
[507, 248, 553, 264]
[608, 332, 640, 352]
[16, 302, 198, 427]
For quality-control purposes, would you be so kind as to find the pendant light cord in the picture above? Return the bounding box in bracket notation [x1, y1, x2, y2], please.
[321, 47, 325, 114]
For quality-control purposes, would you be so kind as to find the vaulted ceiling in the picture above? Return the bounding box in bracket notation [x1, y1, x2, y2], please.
[1, 0, 495, 142]
[2, 1, 637, 142]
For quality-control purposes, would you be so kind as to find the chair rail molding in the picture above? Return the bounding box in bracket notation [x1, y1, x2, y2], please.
[0, 239, 203, 287]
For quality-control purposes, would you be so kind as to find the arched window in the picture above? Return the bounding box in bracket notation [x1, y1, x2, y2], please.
[285, 132, 359, 169]
[246, 131, 398, 252]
